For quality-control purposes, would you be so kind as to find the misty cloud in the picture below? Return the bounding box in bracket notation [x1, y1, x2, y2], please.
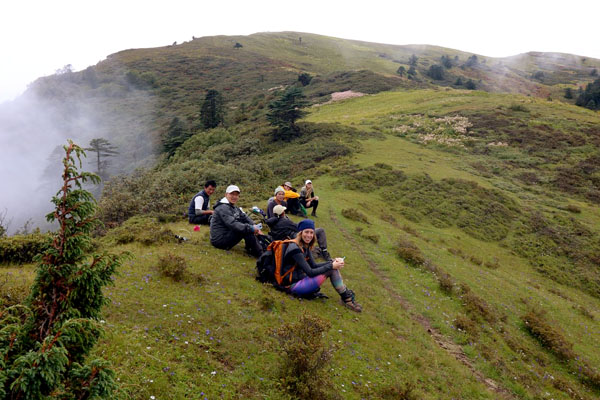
[0, 71, 158, 235]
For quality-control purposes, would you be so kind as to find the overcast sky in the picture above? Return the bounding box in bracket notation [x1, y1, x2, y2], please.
[2, 0, 599, 103]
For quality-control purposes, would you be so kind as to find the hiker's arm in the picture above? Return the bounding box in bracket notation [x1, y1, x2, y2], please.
[291, 251, 332, 277]
[194, 197, 213, 215]
[265, 216, 279, 228]
[220, 209, 253, 235]
[284, 190, 300, 199]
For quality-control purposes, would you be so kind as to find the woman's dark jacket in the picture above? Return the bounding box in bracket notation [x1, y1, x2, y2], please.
[280, 242, 333, 286]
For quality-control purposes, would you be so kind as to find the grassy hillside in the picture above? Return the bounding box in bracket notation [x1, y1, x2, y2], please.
[15, 32, 600, 178]
[2, 32, 600, 399]
[4, 87, 600, 399]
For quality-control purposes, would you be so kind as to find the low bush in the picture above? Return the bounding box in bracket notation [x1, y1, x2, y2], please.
[447, 247, 464, 257]
[522, 308, 575, 360]
[341, 209, 370, 224]
[454, 314, 478, 337]
[469, 255, 483, 265]
[563, 204, 582, 213]
[355, 227, 379, 243]
[377, 381, 418, 399]
[437, 272, 455, 294]
[484, 257, 500, 269]
[274, 313, 336, 399]
[102, 216, 175, 246]
[508, 103, 530, 112]
[572, 304, 594, 320]
[461, 284, 497, 323]
[395, 238, 426, 266]
[0, 232, 51, 264]
[156, 253, 188, 281]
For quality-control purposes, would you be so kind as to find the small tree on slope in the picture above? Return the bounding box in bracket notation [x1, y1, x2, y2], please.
[0, 140, 125, 399]
[266, 87, 308, 141]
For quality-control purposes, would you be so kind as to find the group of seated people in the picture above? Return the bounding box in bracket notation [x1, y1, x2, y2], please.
[187, 180, 362, 312]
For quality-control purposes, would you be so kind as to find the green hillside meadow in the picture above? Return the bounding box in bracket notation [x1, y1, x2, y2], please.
[2, 32, 600, 399]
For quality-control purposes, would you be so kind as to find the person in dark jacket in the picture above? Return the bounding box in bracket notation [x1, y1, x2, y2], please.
[265, 205, 331, 261]
[280, 219, 362, 312]
[210, 185, 264, 258]
[188, 180, 216, 224]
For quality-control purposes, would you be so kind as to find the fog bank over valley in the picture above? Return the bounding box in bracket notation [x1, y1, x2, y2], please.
[0, 70, 158, 235]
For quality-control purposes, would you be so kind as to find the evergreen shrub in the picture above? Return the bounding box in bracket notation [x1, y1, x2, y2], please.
[274, 313, 336, 399]
[0, 141, 126, 399]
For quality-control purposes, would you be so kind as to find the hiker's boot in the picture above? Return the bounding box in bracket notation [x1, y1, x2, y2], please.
[320, 248, 332, 261]
[340, 289, 362, 313]
[311, 210, 317, 217]
[302, 289, 329, 300]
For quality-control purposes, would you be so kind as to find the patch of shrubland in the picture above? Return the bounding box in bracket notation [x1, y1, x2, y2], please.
[101, 216, 175, 246]
[99, 122, 362, 226]
[522, 307, 600, 389]
[336, 162, 405, 191]
[510, 210, 600, 298]
[393, 174, 518, 241]
[0, 232, 51, 264]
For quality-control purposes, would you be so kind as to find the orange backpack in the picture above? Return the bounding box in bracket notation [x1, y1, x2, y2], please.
[256, 239, 297, 286]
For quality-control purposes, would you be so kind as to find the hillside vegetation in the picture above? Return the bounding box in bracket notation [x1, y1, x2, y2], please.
[2, 32, 600, 399]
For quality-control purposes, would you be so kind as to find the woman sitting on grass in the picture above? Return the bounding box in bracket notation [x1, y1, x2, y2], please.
[280, 219, 362, 312]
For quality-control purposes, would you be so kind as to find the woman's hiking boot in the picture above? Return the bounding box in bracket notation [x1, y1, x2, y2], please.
[340, 289, 362, 312]
[320, 248, 332, 261]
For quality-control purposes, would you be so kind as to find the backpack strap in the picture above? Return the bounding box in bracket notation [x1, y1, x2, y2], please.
[273, 239, 297, 286]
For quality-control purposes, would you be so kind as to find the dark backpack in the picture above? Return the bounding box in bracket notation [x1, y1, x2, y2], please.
[256, 234, 272, 253]
[256, 239, 296, 286]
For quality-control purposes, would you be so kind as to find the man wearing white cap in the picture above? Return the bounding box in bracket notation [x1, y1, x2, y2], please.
[300, 180, 319, 217]
[210, 184, 264, 257]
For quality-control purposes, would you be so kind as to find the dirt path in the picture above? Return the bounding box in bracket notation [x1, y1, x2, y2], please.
[330, 212, 514, 398]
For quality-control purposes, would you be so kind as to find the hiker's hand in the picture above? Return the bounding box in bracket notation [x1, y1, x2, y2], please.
[332, 259, 344, 269]
[254, 229, 263, 235]
[314, 196, 319, 201]
[207, 210, 214, 215]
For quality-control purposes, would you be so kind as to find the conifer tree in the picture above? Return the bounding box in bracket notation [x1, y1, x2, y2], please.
[86, 138, 118, 180]
[0, 140, 125, 399]
[162, 116, 190, 158]
[200, 89, 225, 129]
[266, 87, 309, 141]
[564, 87, 573, 99]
